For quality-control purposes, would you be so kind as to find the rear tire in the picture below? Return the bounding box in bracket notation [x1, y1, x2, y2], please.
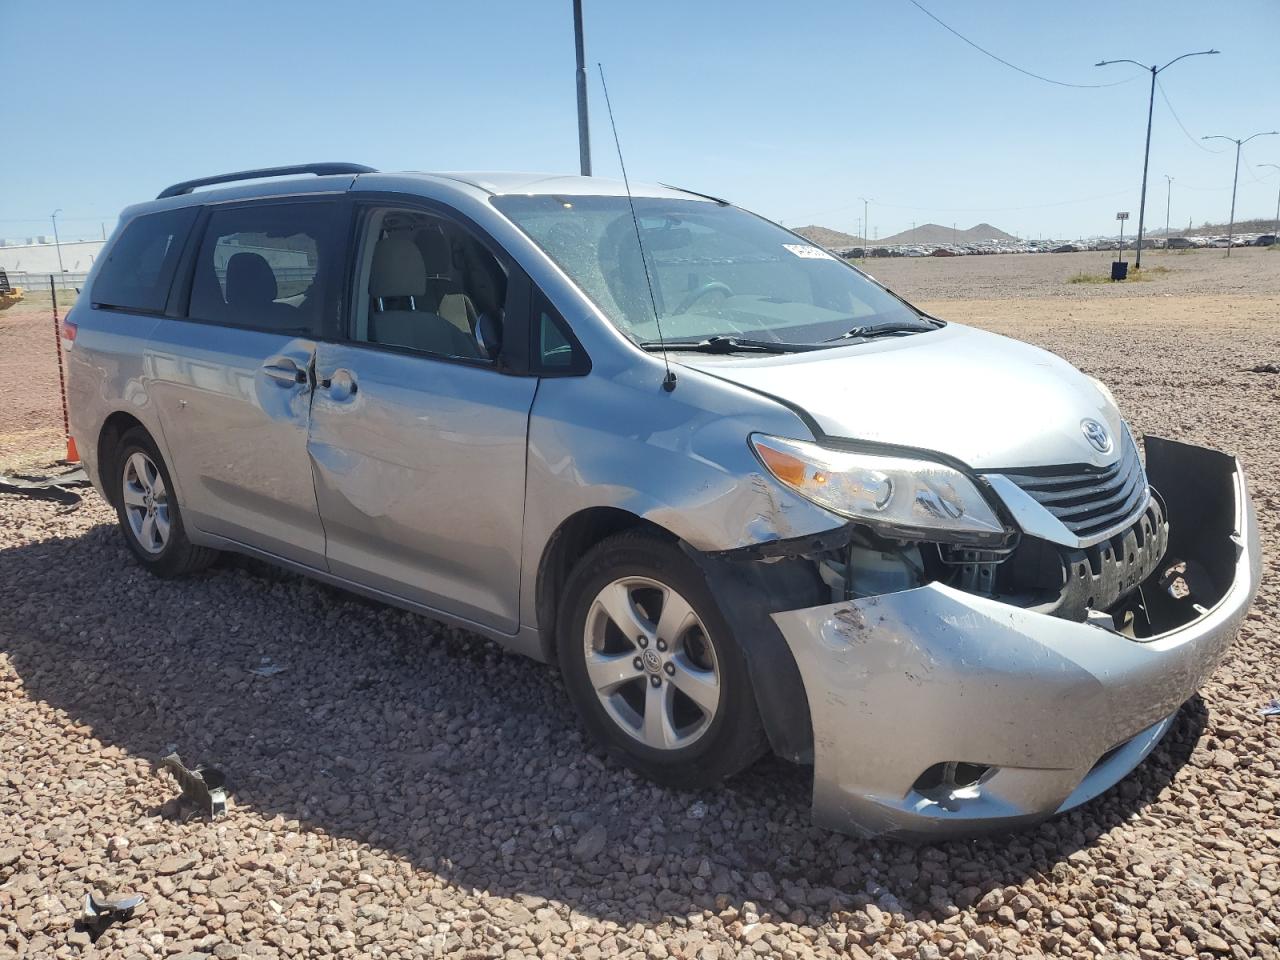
[558, 530, 767, 789]
[111, 427, 217, 578]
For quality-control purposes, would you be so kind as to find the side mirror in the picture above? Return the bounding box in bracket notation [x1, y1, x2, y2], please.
[475, 309, 504, 361]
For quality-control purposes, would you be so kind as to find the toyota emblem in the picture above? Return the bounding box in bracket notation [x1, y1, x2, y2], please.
[1081, 419, 1113, 455]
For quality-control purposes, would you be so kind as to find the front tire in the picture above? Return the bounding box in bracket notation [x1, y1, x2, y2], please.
[558, 530, 767, 789]
[111, 427, 217, 578]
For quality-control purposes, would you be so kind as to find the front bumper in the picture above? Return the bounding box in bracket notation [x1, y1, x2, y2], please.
[771, 437, 1261, 839]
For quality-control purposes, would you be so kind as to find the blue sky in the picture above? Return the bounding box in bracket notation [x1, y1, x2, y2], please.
[4, 0, 1278, 242]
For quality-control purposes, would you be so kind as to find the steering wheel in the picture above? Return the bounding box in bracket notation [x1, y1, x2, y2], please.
[673, 280, 734, 314]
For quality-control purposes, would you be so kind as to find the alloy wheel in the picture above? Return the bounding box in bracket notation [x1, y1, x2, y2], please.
[121, 451, 170, 555]
[583, 576, 721, 750]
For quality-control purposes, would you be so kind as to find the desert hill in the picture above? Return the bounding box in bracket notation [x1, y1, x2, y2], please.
[877, 222, 1016, 245]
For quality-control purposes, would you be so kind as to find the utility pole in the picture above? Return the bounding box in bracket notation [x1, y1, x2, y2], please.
[1095, 49, 1218, 269]
[859, 197, 870, 250]
[1202, 131, 1279, 255]
[573, 0, 591, 176]
[1258, 164, 1280, 245]
[50, 209, 65, 274]
[1164, 175, 1173, 240]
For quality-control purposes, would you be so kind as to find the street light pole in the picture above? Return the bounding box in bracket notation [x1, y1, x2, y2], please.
[572, 0, 591, 176]
[50, 209, 65, 274]
[1259, 164, 1280, 246]
[1095, 49, 1218, 270]
[859, 197, 870, 250]
[1164, 175, 1173, 241]
[1202, 131, 1279, 255]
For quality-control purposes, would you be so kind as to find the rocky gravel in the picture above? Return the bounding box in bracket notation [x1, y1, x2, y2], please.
[2, 274, 1279, 958]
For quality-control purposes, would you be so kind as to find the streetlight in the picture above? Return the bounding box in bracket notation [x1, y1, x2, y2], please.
[1095, 49, 1219, 269]
[1163, 175, 1173, 242]
[50, 208, 66, 274]
[572, 0, 591, 176]
[859, 197, 871, 250]
[1202, 131, 1279, 255]
[1259, 164, 1280, 246]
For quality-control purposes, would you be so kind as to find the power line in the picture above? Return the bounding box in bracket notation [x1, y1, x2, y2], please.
[1155, 77, 1224, 154]
[905, 0, 1134, 89]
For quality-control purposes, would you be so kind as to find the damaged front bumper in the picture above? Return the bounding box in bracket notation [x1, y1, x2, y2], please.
[771, 437, 1261, 840]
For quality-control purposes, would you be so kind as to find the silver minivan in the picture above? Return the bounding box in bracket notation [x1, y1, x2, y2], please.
[66, 163, 1260, 839]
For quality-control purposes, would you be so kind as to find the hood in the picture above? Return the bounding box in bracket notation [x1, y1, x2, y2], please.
[681, 323, 1125, 470]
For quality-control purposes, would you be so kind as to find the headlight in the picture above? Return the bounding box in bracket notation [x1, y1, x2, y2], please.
[750, 434, 1008, 541]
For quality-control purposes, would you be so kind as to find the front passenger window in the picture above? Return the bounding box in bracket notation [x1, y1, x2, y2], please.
[352, 208, 507, 361]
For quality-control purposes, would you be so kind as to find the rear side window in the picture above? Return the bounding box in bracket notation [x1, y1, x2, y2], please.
[92, 207, 198, 313]
[188, 202, 341, 333]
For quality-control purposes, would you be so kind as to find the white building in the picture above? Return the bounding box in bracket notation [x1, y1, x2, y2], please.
[0, 240, 106, 276]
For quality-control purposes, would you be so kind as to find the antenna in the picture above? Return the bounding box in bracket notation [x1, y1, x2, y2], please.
[597, 63, 676, 393]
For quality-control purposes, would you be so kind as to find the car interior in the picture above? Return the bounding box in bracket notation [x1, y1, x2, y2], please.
[355, 209, 508, 360]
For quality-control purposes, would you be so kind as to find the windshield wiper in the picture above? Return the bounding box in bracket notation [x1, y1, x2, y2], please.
[640, 336, 827, 354]
[822, 321, 938, 343]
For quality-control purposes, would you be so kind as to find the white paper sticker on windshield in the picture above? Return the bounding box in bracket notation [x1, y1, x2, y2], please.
[783, 243, 835, 261]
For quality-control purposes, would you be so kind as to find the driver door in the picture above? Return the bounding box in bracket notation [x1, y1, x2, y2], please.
[306, 203, 537, 631]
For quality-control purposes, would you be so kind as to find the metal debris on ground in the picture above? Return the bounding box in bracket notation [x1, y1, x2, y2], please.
[248, 656, 287, 677]
[78, 891, 145, 941]
[158, 753, 229, 819]
[1248, 363, 1280, 374]
[0, 467, 90, 504]
[1261, 699, 1280, 718]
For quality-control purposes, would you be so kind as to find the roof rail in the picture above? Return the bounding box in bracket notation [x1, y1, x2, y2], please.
[157, 163, 378, 199]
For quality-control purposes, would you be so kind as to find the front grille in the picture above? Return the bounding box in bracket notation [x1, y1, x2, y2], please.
[999, 433, 1149, 540]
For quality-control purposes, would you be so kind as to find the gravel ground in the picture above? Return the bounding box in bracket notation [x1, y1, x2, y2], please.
[1, 263, 1279, 959]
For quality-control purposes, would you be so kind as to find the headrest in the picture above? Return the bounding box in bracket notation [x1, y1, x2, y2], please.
[224, 253, 278, 306]
[370, 235, 426, 299]
[416, 226, 452, 279]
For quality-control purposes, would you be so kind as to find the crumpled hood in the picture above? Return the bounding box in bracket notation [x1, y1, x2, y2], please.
[682, 323, 1125, 470]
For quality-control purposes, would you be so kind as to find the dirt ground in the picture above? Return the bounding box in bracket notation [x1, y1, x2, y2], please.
[0, 290, 77, 472]
[1, 253, 1278, 959]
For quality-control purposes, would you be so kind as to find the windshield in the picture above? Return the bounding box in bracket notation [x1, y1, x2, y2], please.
[491, 195, 931, 346]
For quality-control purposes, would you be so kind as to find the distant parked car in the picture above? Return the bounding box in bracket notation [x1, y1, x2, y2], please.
[1166, 237, 1195, 250]
[931, 247, 956, 257]
[1052, 244, 1079, 253]
[1253, 235, 1276, 247]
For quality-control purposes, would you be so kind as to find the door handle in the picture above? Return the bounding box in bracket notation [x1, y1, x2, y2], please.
[319, 368, 358, 400]
[262, 358, 308, 385]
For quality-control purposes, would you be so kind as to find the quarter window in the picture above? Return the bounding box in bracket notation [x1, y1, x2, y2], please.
[91, 207, 199, 313]
[188, 202, 341, 333]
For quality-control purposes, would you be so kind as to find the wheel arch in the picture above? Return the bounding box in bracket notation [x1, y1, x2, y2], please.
[536, 506, 821, 764]
[97, 411, 150, 508]
[535, 506, 672, 663]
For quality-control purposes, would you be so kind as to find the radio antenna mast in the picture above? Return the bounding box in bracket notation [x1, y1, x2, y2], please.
[597, 63, 676, 392]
